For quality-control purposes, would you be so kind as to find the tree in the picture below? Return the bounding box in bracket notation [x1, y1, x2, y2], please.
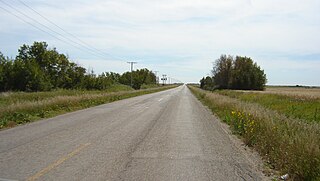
[120, 68, 156, 89]
[0, 52, 14, 91]
[16, 42, 51, 90]
[1, 42, 157, 92]
[12, 42, 88, 91]
[230, 56, 267, 90]
[212, 55, 233, 89]
[200, 76, 214, 90]
[205, 54, 267, 90]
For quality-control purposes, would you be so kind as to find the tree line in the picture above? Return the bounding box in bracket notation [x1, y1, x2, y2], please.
[200, 54, 267, 90]
[0, 42, 156, 92]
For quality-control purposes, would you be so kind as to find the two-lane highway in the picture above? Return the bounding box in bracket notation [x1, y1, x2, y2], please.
[0, 85, 266, 180]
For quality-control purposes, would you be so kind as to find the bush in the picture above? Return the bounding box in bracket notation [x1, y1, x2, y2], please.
[201, 54, 267, 90]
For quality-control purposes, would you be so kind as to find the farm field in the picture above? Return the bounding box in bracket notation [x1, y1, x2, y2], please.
[216, 86, 320, 123]
[189, 85, 320, 180]
[0, 84, 177, 129]
[264, 86, 320, 99]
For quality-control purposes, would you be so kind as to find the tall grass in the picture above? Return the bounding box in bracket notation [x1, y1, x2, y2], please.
[0, 84, 134, 107]
[189, 86, 320, 180]
[216, 90, 320, 123]
[0, 85, 177, 129]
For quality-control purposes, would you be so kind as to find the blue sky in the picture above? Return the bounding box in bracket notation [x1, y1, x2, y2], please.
[0, 0, 319, 85]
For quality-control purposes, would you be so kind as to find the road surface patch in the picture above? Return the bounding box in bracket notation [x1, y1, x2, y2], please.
[26, 143, 91, 181]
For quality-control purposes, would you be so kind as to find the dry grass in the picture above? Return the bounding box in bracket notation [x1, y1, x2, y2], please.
[236, 86, 320, 100]
[189, 86, 320, 180]
[0, 85, 177, 129]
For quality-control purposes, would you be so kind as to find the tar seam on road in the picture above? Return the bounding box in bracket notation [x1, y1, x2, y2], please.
[26, 143, 91, 181]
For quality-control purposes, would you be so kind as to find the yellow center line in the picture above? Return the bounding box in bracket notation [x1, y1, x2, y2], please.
[27, 143, 91, 181]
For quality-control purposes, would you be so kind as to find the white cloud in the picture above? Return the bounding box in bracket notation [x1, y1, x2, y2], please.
[0, 0, 319, 85]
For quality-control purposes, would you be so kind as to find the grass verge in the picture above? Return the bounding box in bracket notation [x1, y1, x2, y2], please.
[188, 85, 320, 180]
[0, 85, 177, 129]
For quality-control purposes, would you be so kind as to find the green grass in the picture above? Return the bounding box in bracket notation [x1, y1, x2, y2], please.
[189, 86, 320, 181]
[0, 85, 177, 129]
[216, 90, 320, 123]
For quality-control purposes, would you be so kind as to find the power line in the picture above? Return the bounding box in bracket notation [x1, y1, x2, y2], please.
[0, 0, 120, 60]
[0, 1, 103, 59]
[0, 6, 84, 53]
[0, 0, 109, 59]
[15, 0, 123, 61]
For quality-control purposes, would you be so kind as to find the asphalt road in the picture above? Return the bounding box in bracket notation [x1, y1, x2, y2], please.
[0, 85, 266, 181]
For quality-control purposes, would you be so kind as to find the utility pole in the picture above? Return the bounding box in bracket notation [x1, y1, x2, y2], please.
[127, 62, 137, 87]
[154, 71, 159, 84]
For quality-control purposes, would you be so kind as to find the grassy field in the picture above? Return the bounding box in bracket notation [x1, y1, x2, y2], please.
[189, 86, 320, 180]
[0, 84, 177, 129]
[216, 87, 320, 123]
[264, 86, 320, 99]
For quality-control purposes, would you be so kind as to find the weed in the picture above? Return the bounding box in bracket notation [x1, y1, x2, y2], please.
[189, 86, 320, 180]
[216, 90, 320, 123]
[0, 85, 177, 129]
[315, 108, 319, 122]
